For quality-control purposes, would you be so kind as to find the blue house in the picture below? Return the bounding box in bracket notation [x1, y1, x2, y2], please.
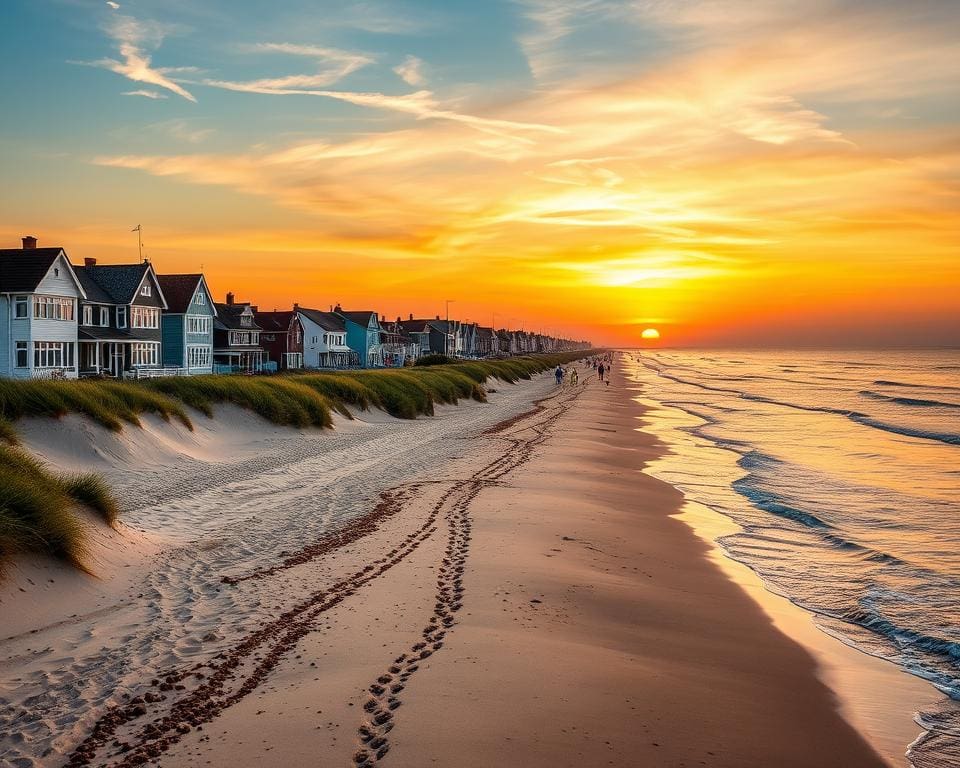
[157, 273, 216, 374]
[333, 305, 383, 368]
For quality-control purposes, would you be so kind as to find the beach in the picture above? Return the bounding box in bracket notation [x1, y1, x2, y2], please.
[0, 355, 906, 767]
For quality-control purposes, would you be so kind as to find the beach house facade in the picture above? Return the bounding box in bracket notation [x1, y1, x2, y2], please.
[296, 307, 353, 368]
[157, 274, 216, 375]
[256, 310, 305, 370]
[333, 307, 383, 368]
[73, 258, 168, 378]
[0, 238, 85, 379]
[213, 294, 264, 372]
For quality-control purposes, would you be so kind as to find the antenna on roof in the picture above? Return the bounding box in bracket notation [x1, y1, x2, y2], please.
[132, 224, 142, 260]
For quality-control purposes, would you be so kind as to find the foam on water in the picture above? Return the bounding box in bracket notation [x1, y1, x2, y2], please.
[625, 349, 960, 767]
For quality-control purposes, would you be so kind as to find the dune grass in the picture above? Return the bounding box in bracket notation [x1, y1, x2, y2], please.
[0, 445, 124, 577]
[0, 352, 591, 579]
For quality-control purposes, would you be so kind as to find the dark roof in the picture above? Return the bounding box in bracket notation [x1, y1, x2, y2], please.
[297, 307, 346, 332]
[476, 327, 494, 339]
[256, 310, 296, 331]
[0, 247, 69, 293]
[394, 319, 431, 334]
[74, 262, 150, 304]
[78, 327, 140, 342]
[335, 309, 379, 327]
[157, 274, 204, 314]
[214, 302, 262, 330]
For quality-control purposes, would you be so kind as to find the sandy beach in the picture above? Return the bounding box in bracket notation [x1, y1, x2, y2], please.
[0, 356, 897, 767]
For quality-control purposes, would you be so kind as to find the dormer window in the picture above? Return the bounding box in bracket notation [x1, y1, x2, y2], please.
[117, 306, 127, 328]
[196, 290, 205, 306]
[141, 285, 152, 297]
[240, 314, 253, 328]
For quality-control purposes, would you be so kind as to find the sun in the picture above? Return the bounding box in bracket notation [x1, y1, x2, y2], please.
[641, 328, 660, 340]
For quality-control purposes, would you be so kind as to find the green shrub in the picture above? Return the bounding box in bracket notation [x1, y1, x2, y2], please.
[414, 354, 453, 366]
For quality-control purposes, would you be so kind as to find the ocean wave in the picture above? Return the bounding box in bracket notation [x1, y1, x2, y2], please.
[875, 379, 960, 393]
[847, 414, 960, 446]
[842, 608, 960, 671]
[859, 390, 960, 409]
[732, 468, 834, 530]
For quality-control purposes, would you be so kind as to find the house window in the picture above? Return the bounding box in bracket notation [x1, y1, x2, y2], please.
[15, 342, 27, 368]
[130, 342, 159, 367]
[117, 306, 127, 328]
[141, 285, 152, 297]
[187, 345, 211, 368]
[195, 291, 205, 306]
[240, 313, 253, 328]
[82, 305, 93, 326]
[186, 315, 211, 335]
[32, 296, 74, 321]
[33, 341, 74, 369]
[99, 307, 109, 326]
[130, 306, 160, 329]
[230, 331, 259, 346]
[14, 296, 28, 318]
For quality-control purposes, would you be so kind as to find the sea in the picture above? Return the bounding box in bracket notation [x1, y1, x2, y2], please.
[622, 349, 960, 768]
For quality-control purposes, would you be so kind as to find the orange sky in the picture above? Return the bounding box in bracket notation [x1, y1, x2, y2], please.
[2, 0, 958, 347]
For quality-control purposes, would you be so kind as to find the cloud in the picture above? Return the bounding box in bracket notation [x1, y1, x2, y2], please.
[80, 15, 197, 102]
[219, 42, 375, 90]
[156, 119, 215, 143]
[106, 1, 120, 9]
[122, 89, 167, 99]
[393, 55, 425, 86]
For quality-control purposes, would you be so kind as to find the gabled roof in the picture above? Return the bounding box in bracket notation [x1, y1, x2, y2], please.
[336, 309, 379, 328]
[0, 247, 83, 294]
[214, 302, 262, 330]
[395, 319, 433, 334]
[297, 307, 346, 332]
[74, 262, 167, 308]
[256, 310, 298, 331]
[157, 274, 215, 315]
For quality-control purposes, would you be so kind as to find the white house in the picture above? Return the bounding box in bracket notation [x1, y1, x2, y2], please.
[0, 237, 85, 379]
[296, 307, 354, 368]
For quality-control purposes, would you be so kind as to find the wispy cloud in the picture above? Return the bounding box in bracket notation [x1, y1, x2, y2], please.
[80, 15, 197, 102]
[122, 89, 167, 99]
[393, 55, 425, 86]
[106, 1, 120, 9]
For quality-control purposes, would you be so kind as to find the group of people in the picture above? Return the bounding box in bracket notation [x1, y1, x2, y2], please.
[554, 353, 615, 386]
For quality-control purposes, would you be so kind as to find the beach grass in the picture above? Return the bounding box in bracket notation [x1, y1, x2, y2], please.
[0, 352, 590, 578]
[0, 445, 113, 577]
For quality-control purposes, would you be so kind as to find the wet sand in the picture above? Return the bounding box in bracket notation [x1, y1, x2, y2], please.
[1, 362, 889, 767]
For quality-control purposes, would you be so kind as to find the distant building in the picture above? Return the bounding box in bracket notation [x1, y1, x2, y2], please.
[333, 306, 383, 368]
[74, 257, 168, 378]
[296, 307, 353, 368]
[213, 293, 264, 373]
[256, 309, 304, 370]
[157, 273, 217, 375]
[0, 237, 85, 379]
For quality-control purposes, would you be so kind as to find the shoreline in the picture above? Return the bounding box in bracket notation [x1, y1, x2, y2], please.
[0, 359, 897, 766]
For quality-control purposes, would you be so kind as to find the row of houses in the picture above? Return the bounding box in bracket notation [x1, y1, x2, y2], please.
[0, 237, 589, 379]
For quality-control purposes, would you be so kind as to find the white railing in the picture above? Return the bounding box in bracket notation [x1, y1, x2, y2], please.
[31, 367, 74, 380]
[124, 367, 189, 380]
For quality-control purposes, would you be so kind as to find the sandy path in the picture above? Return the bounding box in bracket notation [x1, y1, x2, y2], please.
[0, 374, 559, 768]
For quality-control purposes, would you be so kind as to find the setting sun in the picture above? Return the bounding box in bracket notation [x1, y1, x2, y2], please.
[641, 328, 661, 341]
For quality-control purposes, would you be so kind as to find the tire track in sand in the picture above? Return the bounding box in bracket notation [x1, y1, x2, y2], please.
[63, 384, 581, 768]
[352, 384, 583, 766]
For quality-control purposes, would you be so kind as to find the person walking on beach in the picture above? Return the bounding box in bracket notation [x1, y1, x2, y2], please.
[598, 362, 605, 381]
[555, 365, 564, 385]
[570, 368, 579, 386]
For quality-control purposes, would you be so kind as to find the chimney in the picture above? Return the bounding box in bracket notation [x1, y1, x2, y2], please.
[22, 235, 37, 250]
[436, 314, 440, 320]
[226, 292, 235, 305]
[334, 304, 342, 312]
[293, 302, 299, 311]
[409, 313, 413, 321]
[84, 257, 97, 267]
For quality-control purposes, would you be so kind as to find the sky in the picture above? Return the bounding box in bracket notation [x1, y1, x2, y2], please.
[0, 0, 958, 347]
